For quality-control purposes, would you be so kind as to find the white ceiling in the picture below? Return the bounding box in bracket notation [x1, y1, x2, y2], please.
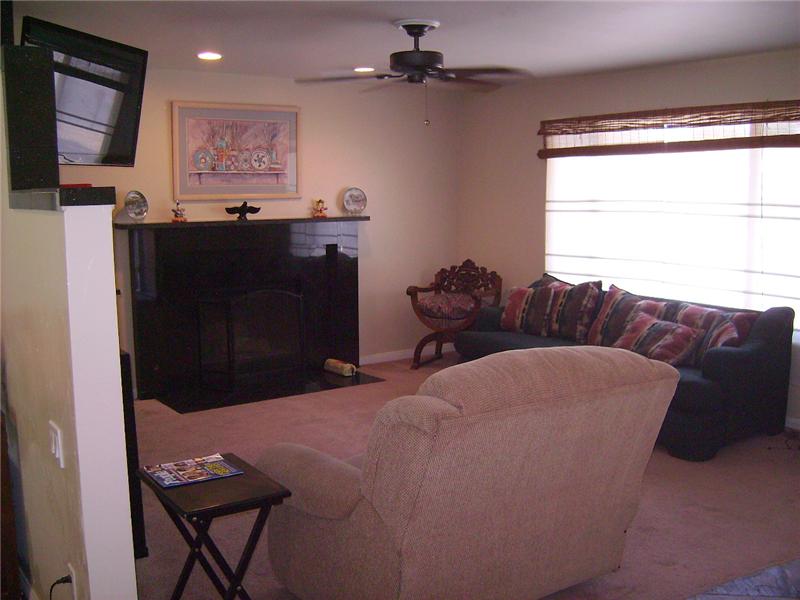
[13, 1, 800, 82]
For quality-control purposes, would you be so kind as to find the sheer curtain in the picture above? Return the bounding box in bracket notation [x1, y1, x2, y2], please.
[545, 147, 800, 327]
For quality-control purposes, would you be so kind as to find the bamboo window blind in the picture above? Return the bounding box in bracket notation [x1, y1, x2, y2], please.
[537, 99, 800, 158]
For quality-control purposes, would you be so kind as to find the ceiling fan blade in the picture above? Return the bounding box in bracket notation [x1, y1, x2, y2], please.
[445, 67, 532, 79]
[294, 74, 394, 84]
[434, 76, 500, 92]
[359, 77, 410, 93]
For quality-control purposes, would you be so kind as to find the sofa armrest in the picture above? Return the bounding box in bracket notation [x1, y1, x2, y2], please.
[745, 306, 795, 344]
[701, 306, 795, 437]
[256, 443, 362, 519]
[702, 340, 767, 382]
[471, 306, 504, 331]
[703, 306, 794, 382]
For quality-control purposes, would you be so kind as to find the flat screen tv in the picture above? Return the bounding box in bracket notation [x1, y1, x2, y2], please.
[21, 16, 148, 166]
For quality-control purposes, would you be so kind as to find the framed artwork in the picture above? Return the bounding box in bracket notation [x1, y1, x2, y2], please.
[172, 101, 299, 201]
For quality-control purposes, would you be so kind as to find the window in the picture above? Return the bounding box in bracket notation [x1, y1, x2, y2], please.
[541, 101, 800, 327]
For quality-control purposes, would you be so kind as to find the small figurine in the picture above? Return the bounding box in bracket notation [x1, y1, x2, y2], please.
[311, 198, 328, 218]
[226, 201, 261, 221]
[171, 200, 187, 223]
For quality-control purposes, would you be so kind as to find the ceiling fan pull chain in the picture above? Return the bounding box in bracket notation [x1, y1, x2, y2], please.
[424, 81, 431, 126]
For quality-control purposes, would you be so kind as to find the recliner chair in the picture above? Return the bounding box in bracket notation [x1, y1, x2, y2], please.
[257, 346, 679, 600]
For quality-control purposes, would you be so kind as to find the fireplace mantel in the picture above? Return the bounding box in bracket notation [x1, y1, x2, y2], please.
[113, 215, 370, 230]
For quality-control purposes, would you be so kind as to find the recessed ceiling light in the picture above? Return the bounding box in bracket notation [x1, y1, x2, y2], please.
[353, 67, 375, 73]
[198, 51, 223, 61]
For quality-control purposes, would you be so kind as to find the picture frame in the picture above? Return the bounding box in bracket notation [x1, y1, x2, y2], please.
[171, 101, 299, 201]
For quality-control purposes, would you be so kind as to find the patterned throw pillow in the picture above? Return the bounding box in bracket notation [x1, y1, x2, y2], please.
[587, 285, 667, 347]
[673, 303, 722, 331]
[520, 283, 564, 336]
[500, 278, 602, 343]
[529, 273, 573, 288]
[613, 312, 703, 366]
[725, 311, 759, 342]
[697, 318, 738, 354]
[546, 279, 602, 343]
[500, 287, 534, 332]
[673, 303, 760, 365]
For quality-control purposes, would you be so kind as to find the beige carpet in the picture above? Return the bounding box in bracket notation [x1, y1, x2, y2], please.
[132, 355, 800, 600]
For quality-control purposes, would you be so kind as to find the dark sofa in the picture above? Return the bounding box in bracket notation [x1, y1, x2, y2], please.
[455, 299, 795, 461]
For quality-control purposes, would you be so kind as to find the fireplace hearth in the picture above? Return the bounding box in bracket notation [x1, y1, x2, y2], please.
[115, 217, 376, 407]
[158, 370, 384, 414]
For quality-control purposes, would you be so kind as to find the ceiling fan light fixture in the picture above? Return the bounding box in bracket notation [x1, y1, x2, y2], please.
[197, 51, 222, 61]
[353, 66, 375, 73]
[390, 50, 443, 74]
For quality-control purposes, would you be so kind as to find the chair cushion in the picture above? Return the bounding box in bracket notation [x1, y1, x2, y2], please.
[613, 312, 703, 366]
[417, 292, 477, 320]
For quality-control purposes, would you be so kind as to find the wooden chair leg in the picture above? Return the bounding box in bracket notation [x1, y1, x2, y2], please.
[411, 332, 442, 370]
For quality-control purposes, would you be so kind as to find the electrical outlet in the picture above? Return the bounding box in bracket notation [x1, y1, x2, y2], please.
[48, 420, 65, 469]
[67, 562, 78, 600]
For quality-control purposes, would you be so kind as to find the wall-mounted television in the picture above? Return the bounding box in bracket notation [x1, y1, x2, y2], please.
[21, 16, 148, 167]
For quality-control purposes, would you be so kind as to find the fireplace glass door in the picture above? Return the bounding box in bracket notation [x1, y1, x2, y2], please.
[197, 289, 305, 390]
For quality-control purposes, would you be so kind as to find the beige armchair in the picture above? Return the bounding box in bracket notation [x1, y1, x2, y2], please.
[257, 346, 679, 600]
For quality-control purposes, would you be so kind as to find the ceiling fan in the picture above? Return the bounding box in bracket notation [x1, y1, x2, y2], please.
[295, 19, 530, 89]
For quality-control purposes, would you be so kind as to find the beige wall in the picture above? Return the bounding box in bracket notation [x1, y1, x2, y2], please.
[60, 68, 466, 360]
[1, 76, 87, 598]
[457, 48, 800, 424]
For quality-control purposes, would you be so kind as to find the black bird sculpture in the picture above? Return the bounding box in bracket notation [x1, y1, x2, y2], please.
[226, 201, 261, 221]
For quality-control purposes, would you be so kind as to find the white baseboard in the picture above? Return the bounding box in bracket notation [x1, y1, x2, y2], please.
[360, 343, 455, 366]
[785, 416, 800, 432]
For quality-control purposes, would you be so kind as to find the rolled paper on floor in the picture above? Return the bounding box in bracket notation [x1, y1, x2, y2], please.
[324, 358, 357, 377]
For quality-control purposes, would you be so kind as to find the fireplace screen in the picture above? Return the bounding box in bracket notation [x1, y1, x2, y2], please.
[198, 289, 305, 390]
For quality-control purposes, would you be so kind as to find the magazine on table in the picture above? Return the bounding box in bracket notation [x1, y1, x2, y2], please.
[143, 453, 243, 488]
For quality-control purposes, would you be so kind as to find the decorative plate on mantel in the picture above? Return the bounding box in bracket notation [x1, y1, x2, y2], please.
[343, 187, 367, 214]
[124, 190, 148, 220]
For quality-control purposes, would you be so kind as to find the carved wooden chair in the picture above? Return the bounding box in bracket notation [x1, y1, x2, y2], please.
[407, 259, 502, 369]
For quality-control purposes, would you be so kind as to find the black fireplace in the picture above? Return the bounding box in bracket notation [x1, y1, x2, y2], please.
[116, 217, 371, 405]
